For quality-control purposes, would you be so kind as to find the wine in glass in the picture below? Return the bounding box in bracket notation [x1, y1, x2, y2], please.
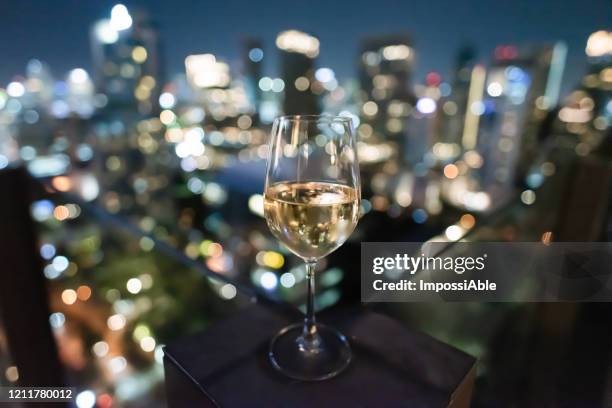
[264, 115, 360, 381]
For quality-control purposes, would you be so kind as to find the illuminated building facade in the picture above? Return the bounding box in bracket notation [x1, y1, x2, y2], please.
[552, 31, 611, 160]
[276, 30, 320, 115]
[184, 53, 252, 129]
[477, 44, 566, 189]
[580, 30, 612, 130]
[435, 46, 477, 160]
[90, 5, 164, 115]
[358, 35, 415, 162]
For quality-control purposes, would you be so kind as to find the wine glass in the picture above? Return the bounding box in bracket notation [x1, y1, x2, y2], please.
[263, 115, 360, 381]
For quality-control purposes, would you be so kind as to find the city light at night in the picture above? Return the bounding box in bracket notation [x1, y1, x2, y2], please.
[0, 0, 610, 406]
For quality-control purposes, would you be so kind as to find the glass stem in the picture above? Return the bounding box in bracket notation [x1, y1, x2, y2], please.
[300, 261, 321, 353]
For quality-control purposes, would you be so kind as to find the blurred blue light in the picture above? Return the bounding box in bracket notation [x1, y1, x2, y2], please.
[50, 100, 70, 118]
[44, 264, 62, 279]
[439, 82, 452, 97]
[52, 256, 69, 272]
[49, 312, 65, 329]
[412, 208, 428, 224]
[54, 81, 68, 96]
[260, 271, 278, 290]
[76, 144, 94, 161]
[6, 99, 22, 114]
[526, 172, 544, 189]
[31, 200, 54, 222]
[40, 243, 56, 260]
[187, 177, 205, 193]
[109, 120, 125, 135]
[315, 67, 335, 83]
[24, 110, 39, 124]
[360, 198, 372, 214]
[27, 59, 43, 74]
[248, 48, 263, 62]
[505, 66, 522, 81]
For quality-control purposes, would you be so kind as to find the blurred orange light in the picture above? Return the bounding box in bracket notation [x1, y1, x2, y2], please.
[443, 164, 459, 179]
[371, 195, 389, 211]
[53, 205, 70, 221]
[5, 366, 18, 382]
[541, 231, 553, 245]
[160, 110, 176, 125]
[77, 285, 92, 301]
[459, 214, 476, 229]
[52, 176, 72, 192]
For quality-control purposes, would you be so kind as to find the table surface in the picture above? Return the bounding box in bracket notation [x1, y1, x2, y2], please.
[164, 304, 476, 408]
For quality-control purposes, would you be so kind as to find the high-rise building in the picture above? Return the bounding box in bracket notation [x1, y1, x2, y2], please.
[358, 35, 415, 162]
[437, 46, 477, 155]
[184, 53, 252, 125]
[242, 38, 264, 120]
[88, 5, 174, 221]
[580, 30, 611, 127]
[25, 59, 55, 107]
[460, 64, 487, 154]
[276, 30, 320, 115]
[90, 5, 164, 115]
[409, 75, 443, 166]
[477, 43, 566, 189]
[552, 31, 611, 157]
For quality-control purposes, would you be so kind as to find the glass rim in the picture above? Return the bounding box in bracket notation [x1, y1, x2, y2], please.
[274, 114, 353, 123]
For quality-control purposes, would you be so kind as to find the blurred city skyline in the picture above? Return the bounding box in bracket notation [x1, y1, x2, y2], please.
[1, 0, 610, 98]
[0, 1, 610, 405]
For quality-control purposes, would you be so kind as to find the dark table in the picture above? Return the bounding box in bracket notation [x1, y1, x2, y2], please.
[164, 304, 476, 407]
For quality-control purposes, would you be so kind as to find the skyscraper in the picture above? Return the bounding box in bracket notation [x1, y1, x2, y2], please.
[242, 38, 264, 120]
[437, 46, 477, 154]
[276, 30, 320, 115]
[90, 5, 164, 115]
[580, 30, 611, 128]
[358, 35, 415, 162]
[552, 31, 610, 157]
[477, 43, 566, 189]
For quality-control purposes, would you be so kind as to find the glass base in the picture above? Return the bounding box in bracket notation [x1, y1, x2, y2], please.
[269, 323, 352, 381]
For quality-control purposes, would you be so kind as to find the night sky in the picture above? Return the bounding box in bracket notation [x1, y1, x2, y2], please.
[1, 0, 610, 97]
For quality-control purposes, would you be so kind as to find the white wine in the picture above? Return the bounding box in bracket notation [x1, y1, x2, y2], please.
[264, 116, 358, 380]
[264, 181, 359, 261]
